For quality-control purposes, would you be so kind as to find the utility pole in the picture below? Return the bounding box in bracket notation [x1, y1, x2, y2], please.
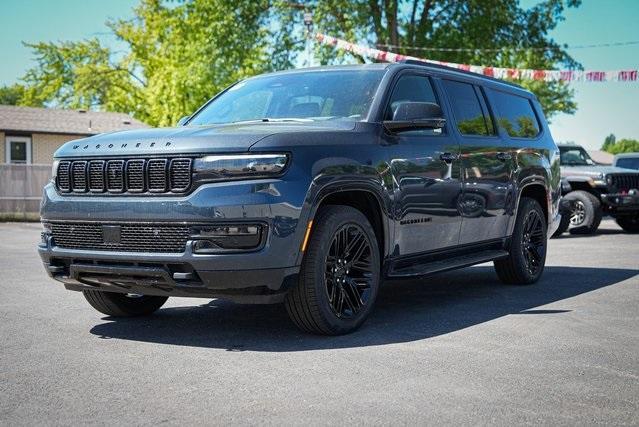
[282, 2, 314, 67]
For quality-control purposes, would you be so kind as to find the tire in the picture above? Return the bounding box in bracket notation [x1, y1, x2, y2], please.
[564, 190, 602, 235]
[551, 212, 570, 238]
[616, 214, 639, 233]
[494, 197, 547, 285]
[285, 205, 381, 335]
[83, 290, 168, 317]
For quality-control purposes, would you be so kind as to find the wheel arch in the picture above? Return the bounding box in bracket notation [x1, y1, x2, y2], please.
[299, 183, 391, 266]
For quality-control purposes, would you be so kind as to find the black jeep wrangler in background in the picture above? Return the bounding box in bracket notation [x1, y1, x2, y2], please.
[556, 143, 639, 235]
[39, 61, 561, 335]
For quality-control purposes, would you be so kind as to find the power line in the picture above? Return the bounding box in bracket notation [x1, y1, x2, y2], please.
[375, 40, 639, 52]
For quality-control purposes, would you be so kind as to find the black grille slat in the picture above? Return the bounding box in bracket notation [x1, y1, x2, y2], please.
[71, 161, 88, 192]
[106, 160, 125, 193]
[88, 161, 105, 192]
[49, 222, 190, 253]
[609, 174, 639, 192]
[126, 160, 146, 193]
[170, 159, 192, 192]
[57, 161, 71, 192]
[55, 157, 192, 195]
[147, 159, 168, 192]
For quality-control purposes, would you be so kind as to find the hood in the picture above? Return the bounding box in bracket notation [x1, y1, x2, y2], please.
[561, 164, 639, 178]
[54, 121, 356, 158]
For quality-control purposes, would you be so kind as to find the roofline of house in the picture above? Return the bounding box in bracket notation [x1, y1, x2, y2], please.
[0, 129, 96, 137]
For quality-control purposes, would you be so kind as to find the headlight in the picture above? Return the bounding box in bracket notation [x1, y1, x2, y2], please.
[193, 154, 288, 181]
[51, 160, 59, 182]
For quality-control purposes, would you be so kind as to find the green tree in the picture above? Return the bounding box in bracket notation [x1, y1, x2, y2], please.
[603, 138, 639, 154]
[0, 83, 40, 106]
[20, 0, 285, 126]
[19, 0, 582, 125]
[302, 0, 581, 119]
[601, 133, 616, 151]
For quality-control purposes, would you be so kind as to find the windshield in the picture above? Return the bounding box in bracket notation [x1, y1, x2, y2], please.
[188, 70, 385, 126]
[559, 147, 595, 166]
[616, 157, 639, 170]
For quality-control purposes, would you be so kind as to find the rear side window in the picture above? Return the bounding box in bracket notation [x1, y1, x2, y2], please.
[491, 91, 540, 138]
[441, 80, 492, 136]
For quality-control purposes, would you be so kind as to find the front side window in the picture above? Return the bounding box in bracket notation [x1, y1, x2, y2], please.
[491, 91, 540, 138]
[189, 70, 385, 125]
[442, 80, 492, 136]
[559, 146, 595, 166]
[384, 75, 441, 135]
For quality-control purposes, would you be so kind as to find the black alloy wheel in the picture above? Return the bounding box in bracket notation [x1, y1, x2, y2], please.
[521, 208, 546, 276]
[494, 197, 547, 285]
[324, 224, 374, 319]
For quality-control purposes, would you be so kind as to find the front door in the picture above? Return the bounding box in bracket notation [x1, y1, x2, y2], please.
[439, 79, 513, 244]
[384, 73, 463, 256]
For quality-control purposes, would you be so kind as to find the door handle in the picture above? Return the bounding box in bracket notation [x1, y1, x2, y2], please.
[439, 152, 459, 163]
[496, 152, 512, 161]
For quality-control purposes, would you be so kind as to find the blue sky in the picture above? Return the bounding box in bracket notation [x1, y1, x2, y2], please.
[2, 0, 638, 150]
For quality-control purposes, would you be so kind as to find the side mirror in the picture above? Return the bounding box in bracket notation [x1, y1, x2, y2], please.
[384, 102, 446, 132]
[177, 115, 191, 126]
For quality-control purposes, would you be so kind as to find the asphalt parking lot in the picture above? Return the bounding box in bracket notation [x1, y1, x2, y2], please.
[0, 220, 637, 425]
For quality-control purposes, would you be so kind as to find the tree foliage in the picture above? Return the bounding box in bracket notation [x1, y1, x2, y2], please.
[305, 0, 581, 118]
[602, 137, 639, 154]
[0, 83, 37, 106]
[17, 0, 581, 125]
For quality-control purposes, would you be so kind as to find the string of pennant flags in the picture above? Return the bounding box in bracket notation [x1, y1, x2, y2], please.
[315, 33, 639, 83]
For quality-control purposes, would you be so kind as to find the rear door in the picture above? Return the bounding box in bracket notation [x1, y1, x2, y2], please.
[440, 79, 514, 244]
[384, 72, 463, 256]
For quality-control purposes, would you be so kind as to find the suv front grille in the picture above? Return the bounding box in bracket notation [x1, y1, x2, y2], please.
[56, 158, 193, 195]
[49, 222, 191, 253]
[608, 173, 639, 192]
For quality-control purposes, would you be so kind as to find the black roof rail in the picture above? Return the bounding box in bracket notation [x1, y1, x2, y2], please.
[398, 59, 524, 89]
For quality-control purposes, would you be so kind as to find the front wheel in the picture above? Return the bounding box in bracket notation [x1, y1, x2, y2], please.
[285, 205, 380, 335]
[616, 214, 639, 233]
[494, 197, 547, 285]
[564, 190, 602, 235]
[83, 290, 168, 317]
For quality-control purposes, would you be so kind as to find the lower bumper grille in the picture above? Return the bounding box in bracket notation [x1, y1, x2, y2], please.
[49, 222, 190, 253]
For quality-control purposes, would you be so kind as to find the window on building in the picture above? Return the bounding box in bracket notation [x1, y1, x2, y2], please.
[442, 80, 493, 136]
[491, 91, 540, 138]
[5, 136, 32, 164]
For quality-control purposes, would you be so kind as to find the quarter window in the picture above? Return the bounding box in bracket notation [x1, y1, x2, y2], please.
[491, 91, 540, 138]
[442, 80, 492, 136]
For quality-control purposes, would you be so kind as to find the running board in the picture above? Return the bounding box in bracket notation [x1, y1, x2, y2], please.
[387, 249, 509, 278]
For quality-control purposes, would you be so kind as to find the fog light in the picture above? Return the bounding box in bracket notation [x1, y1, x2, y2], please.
[191, 224, 263, 253]
[41, 222, 52, 245]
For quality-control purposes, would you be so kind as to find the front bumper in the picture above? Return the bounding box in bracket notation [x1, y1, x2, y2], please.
[38, 178, 309, 303]
[601, 191, 639, 211]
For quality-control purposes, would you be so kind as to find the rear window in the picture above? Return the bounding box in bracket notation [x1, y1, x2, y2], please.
[491, 91, 540, 138]
[442, 80, 492, 136]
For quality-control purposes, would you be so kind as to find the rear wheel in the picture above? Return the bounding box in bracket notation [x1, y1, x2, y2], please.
[83, 290, 168, 317]
[494, 197, 547, 285]
[285, 205, 380, 335]
[616, 214, 639, 233]
[564, 190, 602, 235]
